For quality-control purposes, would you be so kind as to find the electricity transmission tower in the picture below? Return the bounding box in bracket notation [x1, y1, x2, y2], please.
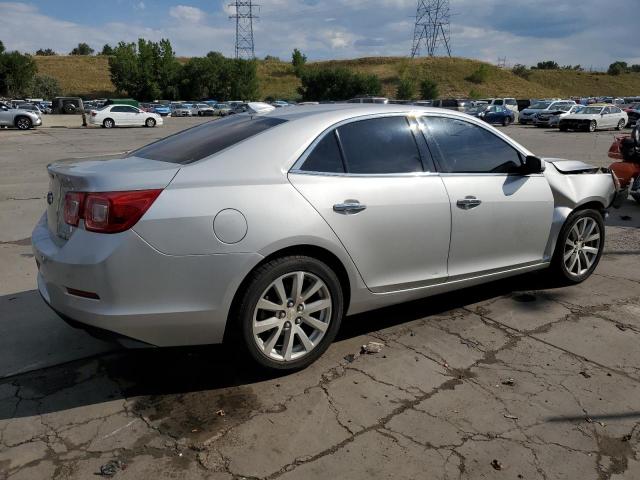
[410, 0, 451, 58]
[229, 1, 258, 59]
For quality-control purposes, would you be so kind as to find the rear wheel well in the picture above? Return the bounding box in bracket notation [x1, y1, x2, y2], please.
[226, 245, 351, 340]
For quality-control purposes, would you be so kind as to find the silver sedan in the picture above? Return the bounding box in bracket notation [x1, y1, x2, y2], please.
[32, 105, 622, 370]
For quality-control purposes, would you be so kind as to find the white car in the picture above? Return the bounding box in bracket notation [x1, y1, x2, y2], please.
[88, 105, 162, 128]
[193, 103, 215, 116]
[559, 105, 628, 132]
[548, 104, 584, 128]
[171, 104, 193, 117]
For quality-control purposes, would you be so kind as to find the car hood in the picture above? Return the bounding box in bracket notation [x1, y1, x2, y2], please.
[544, 158, 602, 173]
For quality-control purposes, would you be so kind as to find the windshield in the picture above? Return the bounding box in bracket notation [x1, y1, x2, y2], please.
[529, 102, 552, 109]
[579, 107, 604, 114]
[197, 104, 209, 108]
[465, 106, 486, 114]
[216, 104, 229, 108]
[493, 99, 504, 105]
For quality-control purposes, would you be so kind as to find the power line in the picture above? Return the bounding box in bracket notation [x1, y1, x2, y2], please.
[229, 1, 258, 60]
[410, 0, 451, 58]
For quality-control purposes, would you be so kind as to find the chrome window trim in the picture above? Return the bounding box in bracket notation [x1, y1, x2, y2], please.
[289, 112, 431, 176]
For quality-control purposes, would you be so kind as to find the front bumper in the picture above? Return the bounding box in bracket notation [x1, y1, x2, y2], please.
[32, 213, 261, 347]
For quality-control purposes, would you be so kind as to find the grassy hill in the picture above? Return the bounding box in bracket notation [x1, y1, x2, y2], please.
[35, 55, 640, 100]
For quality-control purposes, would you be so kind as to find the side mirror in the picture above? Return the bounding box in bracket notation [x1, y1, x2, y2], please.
[522, 155, 545, 174]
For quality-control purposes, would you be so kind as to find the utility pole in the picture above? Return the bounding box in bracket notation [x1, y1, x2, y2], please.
[229, 1, 258, 59]
[410, 0, 451, 58]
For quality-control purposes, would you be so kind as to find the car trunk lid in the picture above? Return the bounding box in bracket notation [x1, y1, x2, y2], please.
[46, 156, 180, 240]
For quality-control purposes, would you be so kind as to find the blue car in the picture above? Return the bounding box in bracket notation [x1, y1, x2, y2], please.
[152, 105, 171, 117]
[468, 105, 515, 126]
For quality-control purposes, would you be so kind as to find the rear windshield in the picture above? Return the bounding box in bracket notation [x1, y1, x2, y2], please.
[133, 115, 287, 164]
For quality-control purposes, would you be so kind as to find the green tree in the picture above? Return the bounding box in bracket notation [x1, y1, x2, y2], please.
[28, 75, 61, 98]
[630, 64, 640, 73]
[396, 77, 415, 99]
[608, 61, 628, 76]
[534, 60, 559, 70]
[291, 48, 307, 76]
[0, 41, 4, 55]
[0, 50, 37, 97]
[419, 78, 439, 99]
[70, 43, 94, 55]
[108, 38, 181, 100]
[35, 48, 56, 56]
[100, 44, 114, 55]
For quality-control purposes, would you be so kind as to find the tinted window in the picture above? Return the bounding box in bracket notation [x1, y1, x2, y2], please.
[506, 99, 517, 106]
[337, 117, 423, 174]
[423, 117, 522, 174]
[111, 106, 128, 113]
[301, 131, 345, 173]
[612, 107, 622, 114]
[441, 99, 458, 108]
[134, 115, 287, 164]
[493, 99, 504, 105]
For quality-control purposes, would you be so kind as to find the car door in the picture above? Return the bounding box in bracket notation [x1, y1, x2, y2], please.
[289, 115, 452, 293]
[123, 106, 142, 125]
[0, 106, 11, 126]
[419, 115, 554, 279]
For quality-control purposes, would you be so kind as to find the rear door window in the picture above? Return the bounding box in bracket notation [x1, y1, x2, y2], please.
[300, 131, 345, 173]
[337, 117, 423, 174]
[133, 115, 287, 164]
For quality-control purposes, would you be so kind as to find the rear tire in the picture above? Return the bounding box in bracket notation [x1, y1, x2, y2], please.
[588, 120, 597, 132]
[145, 118, 156, 127]
[235, 255, 344, 371]
[549, 209, 604, 284]
[103, 118, 115, 128]
[502, 116, 511, 126]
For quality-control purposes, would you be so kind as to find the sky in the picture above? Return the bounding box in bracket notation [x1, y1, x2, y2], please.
[0, 0, 638, 68]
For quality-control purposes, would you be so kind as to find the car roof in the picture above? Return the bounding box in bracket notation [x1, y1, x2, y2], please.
[264, 103, 472, 124]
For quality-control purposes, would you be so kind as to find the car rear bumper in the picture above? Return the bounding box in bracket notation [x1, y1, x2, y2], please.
[32, 213, 262, 347]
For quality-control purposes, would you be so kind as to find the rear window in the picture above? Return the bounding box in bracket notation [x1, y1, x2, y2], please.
[133, 115, 287, 164]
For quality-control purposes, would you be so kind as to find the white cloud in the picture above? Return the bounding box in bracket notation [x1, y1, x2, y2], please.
[169, 5, 206, 23]
[133, 1, 145, 10]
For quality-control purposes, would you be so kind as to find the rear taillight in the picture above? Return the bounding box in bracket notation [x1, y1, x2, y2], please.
[64, 189, 161, 233]
[90, 111, 97, 117]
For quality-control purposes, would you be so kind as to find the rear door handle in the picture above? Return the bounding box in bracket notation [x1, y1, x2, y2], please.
[456, 196, 482, 210]
[333, 200, 367, 215]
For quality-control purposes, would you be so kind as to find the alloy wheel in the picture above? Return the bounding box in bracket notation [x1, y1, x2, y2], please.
[16, 118, 31, 130]
[563, 217, 601, 277]
[252, 271, 332, 362]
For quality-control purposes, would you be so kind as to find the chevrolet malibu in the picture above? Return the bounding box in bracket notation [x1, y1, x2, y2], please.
[33, 104, 622, 370]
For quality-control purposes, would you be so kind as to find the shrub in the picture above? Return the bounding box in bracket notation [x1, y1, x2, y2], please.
[466, 64, 491, 84]
[511, 64, 531, 80]
[468, 89, 482, 99]
[35, 48, 56, 56]
[419, 78, 439, 99]
[396, 77, 415, 100]
[297, 67, 381, 101]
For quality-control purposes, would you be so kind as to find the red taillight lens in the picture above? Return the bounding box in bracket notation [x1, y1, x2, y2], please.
[84, 190, 162, 233]
[91, 111, 97, 117]
[64, 189, 161, 233]
[64, 192, 85, 226]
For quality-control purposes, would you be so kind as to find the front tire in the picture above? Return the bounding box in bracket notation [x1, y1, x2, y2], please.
[145, 118, 156, 127]
[616, 119, 625, 131]
[236, 255, 344, 371]
[15, 116, 32, 130]
[549, 209, 604, 284]
[588, 120, 597, 132]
